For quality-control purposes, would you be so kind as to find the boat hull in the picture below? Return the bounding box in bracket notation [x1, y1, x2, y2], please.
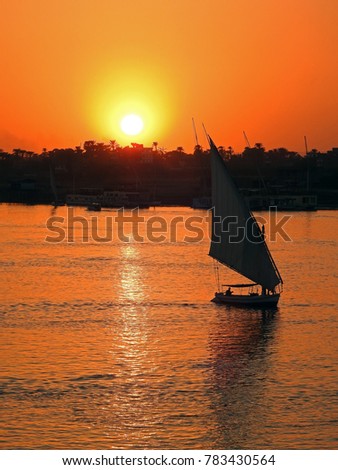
[212, 292, 280, 307]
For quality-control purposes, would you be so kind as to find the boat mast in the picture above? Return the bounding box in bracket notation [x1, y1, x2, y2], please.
[304, 135, 309, 155]
[304, 136, 310, 192]
[243, 130, 267, 193]
[243, 130, 251, 148]
[192, 118, 200, 147]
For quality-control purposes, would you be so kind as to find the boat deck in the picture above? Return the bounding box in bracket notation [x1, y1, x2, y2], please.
[212, 292, 280, 307]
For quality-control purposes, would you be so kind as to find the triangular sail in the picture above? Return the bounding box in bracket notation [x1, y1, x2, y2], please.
[209, 137, 282, 291]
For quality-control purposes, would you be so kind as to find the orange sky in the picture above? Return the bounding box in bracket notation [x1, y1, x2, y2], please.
[1, 0, 337, 153]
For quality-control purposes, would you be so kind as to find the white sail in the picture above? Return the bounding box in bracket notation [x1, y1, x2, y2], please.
[209, 137, 282, 291]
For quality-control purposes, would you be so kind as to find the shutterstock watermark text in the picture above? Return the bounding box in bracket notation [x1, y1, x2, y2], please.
[45, 207, 292, 244]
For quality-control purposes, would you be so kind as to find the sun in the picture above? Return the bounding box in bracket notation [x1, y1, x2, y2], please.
[120, 114, 144, 136]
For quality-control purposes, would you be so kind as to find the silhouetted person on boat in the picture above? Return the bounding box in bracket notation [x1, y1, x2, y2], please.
[225, 287, 233, 296]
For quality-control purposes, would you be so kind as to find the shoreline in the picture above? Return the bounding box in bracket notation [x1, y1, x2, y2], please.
[1, 201, 338, 211]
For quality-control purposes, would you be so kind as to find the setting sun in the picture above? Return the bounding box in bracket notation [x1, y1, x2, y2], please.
[1, 1, 337, 153]
[120, 114, 144, 136]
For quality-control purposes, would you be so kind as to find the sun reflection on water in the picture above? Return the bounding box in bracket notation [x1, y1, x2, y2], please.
[119, 244, 145, 303]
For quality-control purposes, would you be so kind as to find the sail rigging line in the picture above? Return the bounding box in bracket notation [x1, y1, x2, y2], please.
[202, 123, 209, 145]
[261, 235, 284, 287]
[212, 259, 221, 292]
[209, 252, 261, 287]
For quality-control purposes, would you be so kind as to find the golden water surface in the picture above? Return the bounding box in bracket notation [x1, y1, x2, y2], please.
[0, 205, 337, 449]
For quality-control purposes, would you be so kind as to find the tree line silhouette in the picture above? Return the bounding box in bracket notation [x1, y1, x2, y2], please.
[0, 140, 337, 206]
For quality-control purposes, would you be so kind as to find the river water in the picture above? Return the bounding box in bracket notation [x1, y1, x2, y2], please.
[0, 204, 337, 449]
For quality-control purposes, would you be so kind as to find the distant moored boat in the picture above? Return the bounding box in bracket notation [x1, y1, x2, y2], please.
[87, 202, 101, 211]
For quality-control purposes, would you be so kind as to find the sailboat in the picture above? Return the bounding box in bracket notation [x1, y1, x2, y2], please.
[208, 136, 283, 307]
